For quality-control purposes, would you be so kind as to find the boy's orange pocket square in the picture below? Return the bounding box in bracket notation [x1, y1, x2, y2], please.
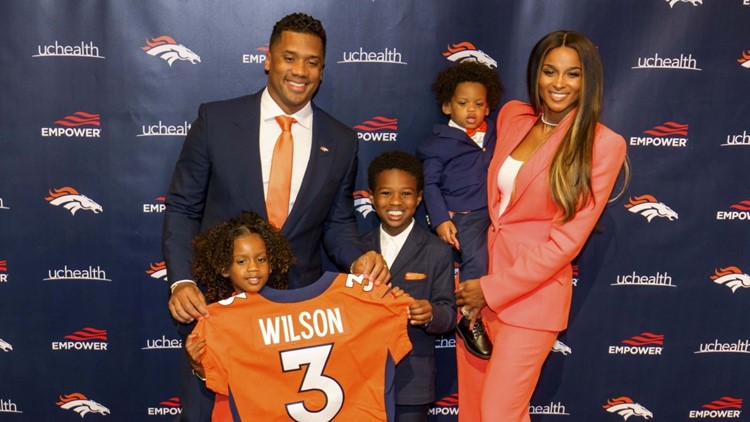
[404, 272, 427, 281]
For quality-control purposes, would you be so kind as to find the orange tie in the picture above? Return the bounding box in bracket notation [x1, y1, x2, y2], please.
[267, 115, 296, 229]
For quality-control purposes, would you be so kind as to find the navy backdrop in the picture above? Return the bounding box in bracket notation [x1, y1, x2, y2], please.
[1, 0, 749, 420]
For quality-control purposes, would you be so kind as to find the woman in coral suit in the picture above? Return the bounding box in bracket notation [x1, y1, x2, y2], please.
[455, 30, 629, 422]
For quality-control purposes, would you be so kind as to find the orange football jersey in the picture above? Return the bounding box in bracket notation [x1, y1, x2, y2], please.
[193, 272, 413, 421]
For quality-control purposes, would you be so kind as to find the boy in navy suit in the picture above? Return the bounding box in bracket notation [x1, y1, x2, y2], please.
[416, 61, 503, 359]
[362, 151, 456, 422]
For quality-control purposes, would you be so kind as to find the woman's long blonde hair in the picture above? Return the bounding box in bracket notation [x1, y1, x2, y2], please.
[527, 31, 627, 223]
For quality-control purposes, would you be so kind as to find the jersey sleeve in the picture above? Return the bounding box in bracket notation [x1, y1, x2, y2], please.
[192, 318, 229, 396]
[374, 283, 414, 364]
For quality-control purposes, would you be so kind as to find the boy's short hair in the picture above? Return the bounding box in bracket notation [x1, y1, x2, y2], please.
[432, 61, 504, 109]
[367, 150, 424, 192]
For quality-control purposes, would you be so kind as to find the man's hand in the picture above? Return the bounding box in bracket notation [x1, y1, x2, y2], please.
[351, 250, 390, 285]
[436, 220, 460, 249]
[168, 283, 209, 323]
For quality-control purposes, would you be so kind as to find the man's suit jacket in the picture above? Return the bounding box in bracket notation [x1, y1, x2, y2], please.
[416, 121, 496, 229]
[362, 222, 456, 404]
[480, 100, 626, 332]
[163, 89, 366, 290]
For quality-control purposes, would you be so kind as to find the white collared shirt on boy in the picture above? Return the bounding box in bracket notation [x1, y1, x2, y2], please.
[379, 219, 415, 268]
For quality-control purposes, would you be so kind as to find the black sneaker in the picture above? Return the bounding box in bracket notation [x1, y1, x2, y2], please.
[455, 315, 492, 359]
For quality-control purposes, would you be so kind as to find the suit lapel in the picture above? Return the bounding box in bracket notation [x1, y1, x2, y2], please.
[390, 224, 424, 277]
[284, 105, 335, 231]
[234, 92, 267, 220]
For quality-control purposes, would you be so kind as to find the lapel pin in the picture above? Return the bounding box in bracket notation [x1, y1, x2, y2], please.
[320, 146, 329, 153]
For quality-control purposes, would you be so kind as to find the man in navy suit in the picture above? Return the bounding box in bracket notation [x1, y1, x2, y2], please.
[162, 13, 388, 420]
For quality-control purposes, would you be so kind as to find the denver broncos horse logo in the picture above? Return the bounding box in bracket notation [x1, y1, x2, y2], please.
[624, 194, 678, 222]
[142, 35, 201, 66]
[603, 396, 653, 420]
[442, 42, 497, 69]
[0, 338, 12, 352]
[666, 0, 702, 7]
[45, 187, 103, 215]
[738, 51, 750, 68]
[56, 393, 110, 417]
[710, 266, 750, 293]
[353, 190, 375, 218]
[551, 339, 572, 355]
[146, 261, 168, 281]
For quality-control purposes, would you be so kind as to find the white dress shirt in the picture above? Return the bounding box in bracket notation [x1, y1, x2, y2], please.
[379, 219, 415, 268]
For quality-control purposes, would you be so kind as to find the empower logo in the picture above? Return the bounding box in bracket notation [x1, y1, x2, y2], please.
[442, 42, 497, 68]
[242, 44, 268, 64]
[52, 327, 108, 351]
[45, 187, 103, 215]
[710, 266, 750, 293]
[143, 196, 166, 213]
[429, 393, 459, 416]
[353, 190, 374, 218]
[56, 393, 110, 417]
[689, 397, 743, 419]
[354, 116, 398, 142]
[629, 121, 688, 147]
[146, 261, 168, 281]
[716, 199, 750, 220]
[148, 397, 182, 416]
[41, 111, 101, 138]
[142, 36, 201, 66]
[608, 332, 664, 355]
[625, 194, 678, 222]
[0, 260, 7, 283]
[603, 397, 653, 420]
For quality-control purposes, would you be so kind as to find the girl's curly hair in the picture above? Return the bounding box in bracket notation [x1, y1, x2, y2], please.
[191, 211, 295, 303]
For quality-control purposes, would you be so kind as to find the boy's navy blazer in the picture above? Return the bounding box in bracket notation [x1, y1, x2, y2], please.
[362, 222, 456, 403]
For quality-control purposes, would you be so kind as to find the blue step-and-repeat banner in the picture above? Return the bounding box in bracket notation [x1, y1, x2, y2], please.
[1, 1, 749, 420]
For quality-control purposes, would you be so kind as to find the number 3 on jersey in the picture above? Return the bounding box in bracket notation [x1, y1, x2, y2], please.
[281, 343, 344, 421]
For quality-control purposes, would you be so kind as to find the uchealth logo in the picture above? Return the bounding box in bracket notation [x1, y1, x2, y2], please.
[33, 41, 104, 59]
[138, 120, 191, 137]
[710, 266, 750, 293]
[338, 47, 406, 65]
[529, 401, 570, 416]
[354, 116, 398, 142]
[666, 0, 702, 7]
[142, 334, 182, 350]
[716, 199, 750, 220]
[442, 42, 497, 68]
[44, 265, 110, 282]
[612, 270, 675, 287]
[625, 194, 678, 222]
[0, 397, 22, 413]
[52, 327, 108, 351]
[148, 397, 182, 416]
[738, 50, 750, 68]
[603, 396, 653, 420]
[243, 44, 268, 64]
[142, 35, 201, 66]
[695, 338, 750, 354]
[41, 111, 101, 138]
[146, 261, 168, 282]
[46, 187, 103, 215]
[689, 397, 743, 419]
[0, 338, 12, 352]
[608, 332, 664, 355]
[353, 190, 374, 218]
[633, 52, 701, 70]
[552, 339, 572, 355]
[429, 393, 459, 416]
[629, 121, 687, 148]
[57, 393, 110, 417]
